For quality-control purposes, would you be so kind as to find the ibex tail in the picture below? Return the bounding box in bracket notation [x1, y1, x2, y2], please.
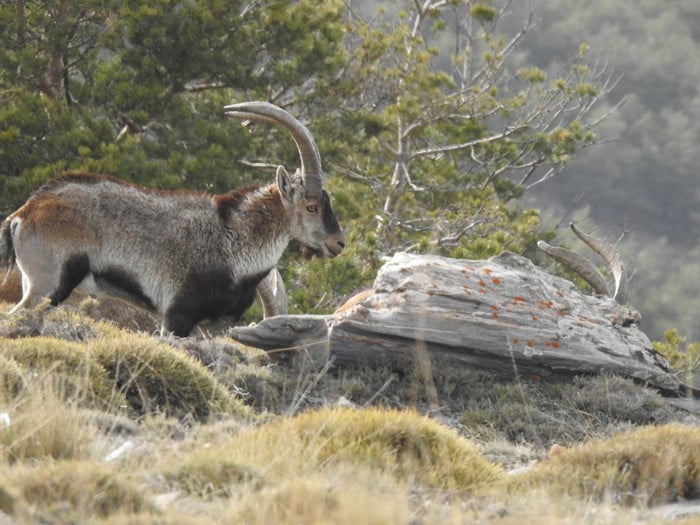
[0, 217, 16, 272]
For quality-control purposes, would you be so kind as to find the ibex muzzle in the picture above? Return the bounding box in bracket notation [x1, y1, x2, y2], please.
[0, 102, 344, 336]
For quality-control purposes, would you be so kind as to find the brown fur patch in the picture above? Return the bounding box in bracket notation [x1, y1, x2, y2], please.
[17, 196, 96, 244]
[214, 185, 261, 221]
[243, 187, 287, 239]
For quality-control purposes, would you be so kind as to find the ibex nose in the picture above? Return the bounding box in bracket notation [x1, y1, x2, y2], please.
[326, 234, 345, 257]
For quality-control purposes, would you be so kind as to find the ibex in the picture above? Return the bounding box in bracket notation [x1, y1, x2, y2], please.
[0, 102, 344, 336]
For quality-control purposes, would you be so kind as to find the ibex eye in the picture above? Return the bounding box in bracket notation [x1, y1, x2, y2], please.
[306, 204, 317, 213]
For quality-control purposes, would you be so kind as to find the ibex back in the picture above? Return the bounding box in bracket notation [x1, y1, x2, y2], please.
[0, 102, 344, 336]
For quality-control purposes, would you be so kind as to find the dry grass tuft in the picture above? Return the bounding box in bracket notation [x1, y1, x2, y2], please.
[0, 336, 125, 410]
[169, 407, 503, 495]
[0, 379, 101, 463]
[459, 373, 678, 447]
[0, 459, 151, 522]
[0, 319, 252, 421]
[514, 423, 700, 505]
[0, 354, 26, 397]
[90, 332, 252, 421]
[230, 474, 414, 525]
[278, 407, 504, 490]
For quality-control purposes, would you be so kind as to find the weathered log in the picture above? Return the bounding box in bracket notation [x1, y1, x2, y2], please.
[228, 252, 696, 398]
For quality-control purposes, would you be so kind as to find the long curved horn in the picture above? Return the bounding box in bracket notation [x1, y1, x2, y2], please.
[224, 101, 323, 196]
[570, 223, 629, 305]
[537, 240, 610, 297]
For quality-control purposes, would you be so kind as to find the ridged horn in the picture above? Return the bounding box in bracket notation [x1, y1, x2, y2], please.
[537, 240, 610, 297]
[224, 101, 323, 196]
[569, 223, 629, 305]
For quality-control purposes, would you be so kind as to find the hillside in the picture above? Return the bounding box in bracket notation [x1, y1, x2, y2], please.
[0, 295, 698, 523]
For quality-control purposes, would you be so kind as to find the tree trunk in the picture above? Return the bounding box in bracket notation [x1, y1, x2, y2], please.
[229, 252, 696, 398]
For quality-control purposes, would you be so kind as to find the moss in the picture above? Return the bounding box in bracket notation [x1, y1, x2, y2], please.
[90, 332, 252, 421]
[515, 423, 700, 505]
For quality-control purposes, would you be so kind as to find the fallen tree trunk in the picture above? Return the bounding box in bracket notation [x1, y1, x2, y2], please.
[229, 252, 696, 398]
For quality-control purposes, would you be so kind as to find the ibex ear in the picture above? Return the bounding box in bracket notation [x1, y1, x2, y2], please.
[276, 166, 294, 202]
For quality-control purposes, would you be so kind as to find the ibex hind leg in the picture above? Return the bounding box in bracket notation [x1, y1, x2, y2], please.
[11, 253, 90, 313]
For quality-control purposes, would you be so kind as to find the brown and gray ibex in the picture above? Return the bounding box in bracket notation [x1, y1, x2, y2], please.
[0, 101, 344, 336]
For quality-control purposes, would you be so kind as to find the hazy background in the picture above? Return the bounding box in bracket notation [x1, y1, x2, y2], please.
[500, 1, 699, 342]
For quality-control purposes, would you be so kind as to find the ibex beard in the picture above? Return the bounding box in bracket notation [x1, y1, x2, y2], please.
[0, 102, 345, 337]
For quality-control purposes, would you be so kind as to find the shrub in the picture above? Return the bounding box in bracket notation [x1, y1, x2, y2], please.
[653, 328, 700, 386]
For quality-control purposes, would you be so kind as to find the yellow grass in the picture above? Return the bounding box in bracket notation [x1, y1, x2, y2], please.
[513, 423, 700, 505]
[166, 406, 504, 495]
[0, 302, 698, 523]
